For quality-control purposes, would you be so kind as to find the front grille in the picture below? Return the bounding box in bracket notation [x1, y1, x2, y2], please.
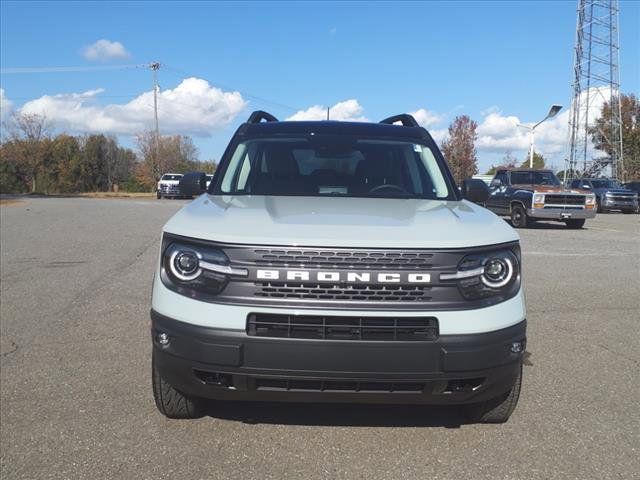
[606, 194, 637, 201]
[255, 378, 427, 393]
[247, 313, 439, 341]
[544, 194, 585, 205]
[255, 282, 432, 302]
[253, 248, 433, 269]
[160, 185, 180, 194]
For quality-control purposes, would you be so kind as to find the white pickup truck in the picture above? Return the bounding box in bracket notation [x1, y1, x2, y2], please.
[156, 173, 183, 199]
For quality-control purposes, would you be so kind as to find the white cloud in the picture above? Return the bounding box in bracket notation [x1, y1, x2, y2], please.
[19, 77, 247, 136]
[409, 108, 442, 128]
[287, 99, 367, 122]
[82, 39, 131, 61]
[0, 88, 13, 121]
[475, 87, 611, 159]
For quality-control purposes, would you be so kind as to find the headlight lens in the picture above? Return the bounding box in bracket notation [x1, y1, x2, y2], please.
[161, 238, 247, 298]
[585, 195, 596, 205]
[533, 193, 545, 204]
[442, 247, 521, 302]
[170, 250, 201, 280]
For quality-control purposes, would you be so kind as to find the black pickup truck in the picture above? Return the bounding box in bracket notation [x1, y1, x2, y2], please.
[485, 168, 597, 229]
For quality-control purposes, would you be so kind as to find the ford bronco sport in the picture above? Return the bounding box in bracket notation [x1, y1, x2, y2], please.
[151, 111, 527, 423]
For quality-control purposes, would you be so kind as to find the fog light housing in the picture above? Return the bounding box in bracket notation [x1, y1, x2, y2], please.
[157, 332, 170, 346]
[510, 341, 524, 353]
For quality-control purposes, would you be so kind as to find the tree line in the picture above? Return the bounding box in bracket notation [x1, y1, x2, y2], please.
[0, 113, 216, 194]
[1, 93, 637, 193]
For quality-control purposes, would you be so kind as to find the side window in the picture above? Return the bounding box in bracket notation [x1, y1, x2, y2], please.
[495, 172, 508, 185]
[570, 179, 580, 188]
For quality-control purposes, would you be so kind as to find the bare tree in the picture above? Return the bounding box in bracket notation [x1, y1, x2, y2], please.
[4, 112, 52, 192]
[440, 115, 479, 183]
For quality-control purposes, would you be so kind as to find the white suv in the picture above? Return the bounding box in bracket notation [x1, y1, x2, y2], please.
[156, 173, 183, 199]
[150, 111, 526, 423]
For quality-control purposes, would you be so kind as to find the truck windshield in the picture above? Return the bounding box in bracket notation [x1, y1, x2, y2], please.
[217, 137, 454, 199]
[161, 174, 182, 181]
[510, 171, 560, 186]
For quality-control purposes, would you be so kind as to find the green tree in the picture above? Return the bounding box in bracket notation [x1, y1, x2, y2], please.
[520, 151, 546, 169]
[591, 93, 640, 180]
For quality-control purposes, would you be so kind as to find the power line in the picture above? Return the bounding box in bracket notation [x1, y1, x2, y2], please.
[0, 64, 147, 74]
[162, 64, 303, 114]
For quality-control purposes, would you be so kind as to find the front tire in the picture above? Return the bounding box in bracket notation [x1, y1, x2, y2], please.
[565, 218, 586, 229]
[464, 362, 522, 424]
[156, 192, 162, 199]
[510, 205, 529, 228]
[622, 209, 635, 214]
[152, 354, 204, 419]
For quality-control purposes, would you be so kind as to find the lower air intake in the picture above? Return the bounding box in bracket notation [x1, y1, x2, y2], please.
[247, 313, 438, 341]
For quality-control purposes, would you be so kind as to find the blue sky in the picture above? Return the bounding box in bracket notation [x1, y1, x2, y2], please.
[1, 1, 638, 172]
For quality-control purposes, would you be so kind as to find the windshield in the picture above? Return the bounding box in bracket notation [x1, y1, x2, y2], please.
[591, 179, 620, 189]
[161, 174, 182, 181]
[510, 171, 560, 186]
[217, 137, 453, 199]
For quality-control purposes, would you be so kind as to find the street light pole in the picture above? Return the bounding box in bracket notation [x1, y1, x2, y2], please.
[518, 104, 563, 169]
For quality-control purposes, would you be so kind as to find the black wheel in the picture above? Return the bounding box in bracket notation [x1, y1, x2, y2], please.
[157, 192, 162, 199]
[565, 218, 586, 229]
[510, 205, 529, 229]
[152, 354, 204, 419]
[622, 209, 635, 214]
[596, 198, 603, 213]
[464, 362, 522, 424]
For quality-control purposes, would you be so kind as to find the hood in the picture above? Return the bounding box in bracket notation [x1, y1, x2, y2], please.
[163, 195, 519, 249]
[597, 187, 637, 195]
[512, 184, 590, 195]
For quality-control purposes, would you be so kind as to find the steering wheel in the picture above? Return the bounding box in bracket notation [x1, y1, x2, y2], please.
[368, 184, 409, 194]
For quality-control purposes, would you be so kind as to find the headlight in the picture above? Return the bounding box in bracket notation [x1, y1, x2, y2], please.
[533, 193, 545, 204]
[585, 195, 596, 205]
[161, 237, 247, 299]
[441, 246, 521, 302]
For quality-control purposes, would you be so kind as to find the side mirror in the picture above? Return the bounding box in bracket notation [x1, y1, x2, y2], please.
[179, 171, 207, 197]
[581, 184, 591, 189]
[490, 178, 503, 188]
[462, 178, 490, 205]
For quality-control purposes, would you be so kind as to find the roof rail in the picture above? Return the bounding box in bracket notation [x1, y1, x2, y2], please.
[247, 110, 279, 123]
[379, 114, 420, 127]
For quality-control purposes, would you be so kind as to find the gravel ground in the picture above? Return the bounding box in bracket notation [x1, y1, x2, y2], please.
[1, 197, 638, 480]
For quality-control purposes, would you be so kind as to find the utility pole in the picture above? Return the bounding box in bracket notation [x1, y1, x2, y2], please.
[564, 0, 624, 181]
[150, 62, 161, 177]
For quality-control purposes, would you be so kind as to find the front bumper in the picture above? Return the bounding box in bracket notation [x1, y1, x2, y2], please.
[602, 197, 638, 210]
[151, 310, 526, 405]
[527, 207, 596, 220]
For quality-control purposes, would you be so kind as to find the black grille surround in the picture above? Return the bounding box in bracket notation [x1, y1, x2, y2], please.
[544, 194, 585, 206]
[161, 233, 521, 311]
[247, 313, 439, 341]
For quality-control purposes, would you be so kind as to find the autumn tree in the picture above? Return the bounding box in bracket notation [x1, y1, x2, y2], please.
[3, 112, 51, 192]
[590, 93, 640, 179]
[441, 115, 479, 183]
[135, 132, 210, 189]
[486, 151, 518, 175]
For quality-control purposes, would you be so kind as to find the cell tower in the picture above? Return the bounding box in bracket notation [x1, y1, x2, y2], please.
[565, 0, 624, 181]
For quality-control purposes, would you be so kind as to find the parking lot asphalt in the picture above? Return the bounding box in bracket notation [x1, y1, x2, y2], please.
[1, 197, 638, 480]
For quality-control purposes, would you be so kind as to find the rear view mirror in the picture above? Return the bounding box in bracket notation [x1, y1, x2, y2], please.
[462, 178, 490, 205]
[179, 171, 207, 197]
[490, 178, 503, 188]
[582, 184, 591, 189]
